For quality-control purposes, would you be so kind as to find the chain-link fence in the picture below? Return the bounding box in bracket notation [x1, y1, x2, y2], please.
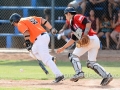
[0, 0, 120, 50]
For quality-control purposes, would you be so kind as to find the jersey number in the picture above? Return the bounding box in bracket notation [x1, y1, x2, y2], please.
[30, 18, 38, 24]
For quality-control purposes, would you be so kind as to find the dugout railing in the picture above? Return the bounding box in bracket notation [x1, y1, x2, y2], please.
[0, 6, 66, 48]
[0, 6, 105, 49]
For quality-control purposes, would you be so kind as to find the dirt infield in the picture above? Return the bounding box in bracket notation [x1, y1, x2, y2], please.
[0, 49, 120, 90]
[0, 49, 120, 61]
[0, 79, 120, 90]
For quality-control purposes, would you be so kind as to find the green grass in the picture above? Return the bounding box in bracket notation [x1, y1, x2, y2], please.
[0, 60, 120, 80]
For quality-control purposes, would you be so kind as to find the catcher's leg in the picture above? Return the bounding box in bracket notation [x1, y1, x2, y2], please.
[68, 53, 84, 82]
[86, 60, 113, 86]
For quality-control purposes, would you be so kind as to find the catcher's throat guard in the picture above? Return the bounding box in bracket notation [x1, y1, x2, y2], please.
[73, 28, 83, 40]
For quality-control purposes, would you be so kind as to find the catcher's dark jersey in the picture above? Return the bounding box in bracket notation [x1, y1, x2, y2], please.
[70, 14, 96, 41]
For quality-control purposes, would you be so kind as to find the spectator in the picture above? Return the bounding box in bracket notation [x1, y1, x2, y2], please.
[108, 0, 120, 18]
[98, 14, 112, 50]
[85, 0, 108, 18]
[68, 0, 87, 14]
[111, 10, 120, 50]
[57, 21, 75, 49]
[57, 21, 71, 42]
[87, 9, 100, 33]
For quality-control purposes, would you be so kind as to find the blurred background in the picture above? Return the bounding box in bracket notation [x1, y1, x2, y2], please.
[0, 0, 120, 51]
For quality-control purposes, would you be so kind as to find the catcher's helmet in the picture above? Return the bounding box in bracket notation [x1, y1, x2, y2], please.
[9, 13, 21, 25]
[64, 7, 76, 14]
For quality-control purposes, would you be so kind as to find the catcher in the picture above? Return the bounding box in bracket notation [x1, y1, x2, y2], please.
[57, 7, 113, 86]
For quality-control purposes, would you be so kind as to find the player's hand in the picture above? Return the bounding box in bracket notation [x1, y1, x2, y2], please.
[56, 47, 65, 54]
[51, 28, 58, 35]
[25, 40, 32, 51]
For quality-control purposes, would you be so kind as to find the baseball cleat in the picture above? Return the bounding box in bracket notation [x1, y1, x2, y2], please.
[53, 75, 64, 83]
[100, 73, 113, 86]
[70, 71, 84, 82]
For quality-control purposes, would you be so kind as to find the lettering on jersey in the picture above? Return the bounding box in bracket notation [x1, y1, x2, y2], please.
[74, 24, 79, 30]
[78, 16, 84, 23]
[73, 28, 82, 40]
[29, 18, 38, 24]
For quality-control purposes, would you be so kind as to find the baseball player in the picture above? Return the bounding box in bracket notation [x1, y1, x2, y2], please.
[9, 13, 64, 83]
[57, 7, 113, 86]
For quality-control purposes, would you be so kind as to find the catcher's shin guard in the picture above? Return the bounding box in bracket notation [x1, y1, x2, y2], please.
[86, 60, 109, 78]
[68, 53, 84, 82]
[87, 60, 113, 85]
[68, 53, 82, 74]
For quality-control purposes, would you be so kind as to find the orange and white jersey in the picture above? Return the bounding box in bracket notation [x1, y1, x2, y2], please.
[17, 16, 46, 43]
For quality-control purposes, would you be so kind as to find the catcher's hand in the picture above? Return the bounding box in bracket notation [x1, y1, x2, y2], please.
[76, 35, 90, 48]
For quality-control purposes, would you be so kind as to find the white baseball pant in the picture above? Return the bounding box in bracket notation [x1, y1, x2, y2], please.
[73, 35, 100, 61]
[31, 32, 63, 77]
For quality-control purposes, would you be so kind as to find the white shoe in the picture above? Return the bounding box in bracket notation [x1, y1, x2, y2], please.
[57, 34, 62, 40]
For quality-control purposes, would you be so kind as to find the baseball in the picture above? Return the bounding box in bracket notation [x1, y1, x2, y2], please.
[20, 68, 23, 72]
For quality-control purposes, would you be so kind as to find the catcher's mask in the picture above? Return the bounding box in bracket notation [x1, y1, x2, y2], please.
[9, 13, 21, 25]
[64, 7, 76, 14]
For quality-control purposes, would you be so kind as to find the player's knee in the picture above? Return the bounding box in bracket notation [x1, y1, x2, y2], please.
[68, 53, 79, 62]
[86, 60, 95, 69]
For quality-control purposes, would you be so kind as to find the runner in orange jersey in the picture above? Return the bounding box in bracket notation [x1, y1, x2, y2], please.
[9, 13, 64, 83]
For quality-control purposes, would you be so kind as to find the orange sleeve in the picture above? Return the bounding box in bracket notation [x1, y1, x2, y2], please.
[17, 22, 28, 34]
[33, 16, 42, 25]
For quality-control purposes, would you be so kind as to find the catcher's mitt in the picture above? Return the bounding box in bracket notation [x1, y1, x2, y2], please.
[76, 35, 90, 48]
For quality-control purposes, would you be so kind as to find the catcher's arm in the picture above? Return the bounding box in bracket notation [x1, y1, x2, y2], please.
[57, 39, 75, 53]
[82, 18, 91, 36]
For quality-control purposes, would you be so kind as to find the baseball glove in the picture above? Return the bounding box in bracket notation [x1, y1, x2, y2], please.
[76, 35, 90, 48]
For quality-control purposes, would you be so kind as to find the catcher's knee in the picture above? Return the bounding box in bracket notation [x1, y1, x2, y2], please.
[86, 60, 108, 78]
[68, 53, 79, 62]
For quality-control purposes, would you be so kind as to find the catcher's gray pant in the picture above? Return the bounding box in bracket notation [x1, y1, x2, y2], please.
[31, 32, 63, 77]
[73, 35, 100, 61]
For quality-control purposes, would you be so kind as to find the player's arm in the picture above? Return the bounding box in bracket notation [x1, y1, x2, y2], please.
[41, 17, 57, 34]
[82, 17, 91, 35]
[41, 17, 52, 30]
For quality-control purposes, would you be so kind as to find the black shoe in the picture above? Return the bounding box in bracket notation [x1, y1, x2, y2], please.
[70, 72, 84, 82]
[53, 75, 64, 83]
[100, 74, 113, 86]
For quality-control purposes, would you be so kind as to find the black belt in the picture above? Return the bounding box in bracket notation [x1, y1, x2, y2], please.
[35, 32, 46, 41]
